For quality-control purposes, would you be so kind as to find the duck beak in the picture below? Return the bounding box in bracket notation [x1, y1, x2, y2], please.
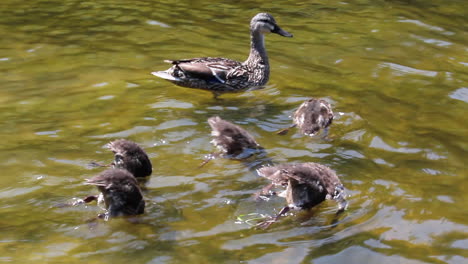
[272, 25, 293, 37]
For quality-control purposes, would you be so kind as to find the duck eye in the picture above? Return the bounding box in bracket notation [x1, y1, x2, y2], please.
[115, 154, 124, 163]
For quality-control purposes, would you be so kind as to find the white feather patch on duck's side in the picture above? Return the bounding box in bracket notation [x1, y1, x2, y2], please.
[298, 115, 305, 127]
[320, 102, 329, 110]
[316, 115, 324, 125]
[278, 190, 287, 198]
[210, 68, 226, 83]
[151, 71, 181, 81]
[97, 193, 106, 209]
[210, 139, 227, 153]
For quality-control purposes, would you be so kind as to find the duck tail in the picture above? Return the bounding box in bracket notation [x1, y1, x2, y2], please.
[151, 71, 181, 81]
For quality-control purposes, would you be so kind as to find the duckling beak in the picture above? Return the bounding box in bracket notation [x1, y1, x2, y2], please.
[272, 25, 293, 37]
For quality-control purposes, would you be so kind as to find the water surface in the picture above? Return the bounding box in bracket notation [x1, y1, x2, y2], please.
[0, 0, 467, 263]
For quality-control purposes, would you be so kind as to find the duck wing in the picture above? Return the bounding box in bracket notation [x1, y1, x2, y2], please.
[166, 57, 243, 84]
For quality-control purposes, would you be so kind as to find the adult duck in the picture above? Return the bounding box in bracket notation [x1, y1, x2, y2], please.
[152, 13, 293, 98]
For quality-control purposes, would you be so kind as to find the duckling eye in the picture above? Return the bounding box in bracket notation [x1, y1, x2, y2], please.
[115, 154, 124, 164]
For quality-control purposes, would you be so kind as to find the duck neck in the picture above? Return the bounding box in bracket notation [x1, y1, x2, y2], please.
[244, 30, 269, 70]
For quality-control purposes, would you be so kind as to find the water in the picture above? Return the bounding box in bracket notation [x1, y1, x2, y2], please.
[1, 0, 467, 263]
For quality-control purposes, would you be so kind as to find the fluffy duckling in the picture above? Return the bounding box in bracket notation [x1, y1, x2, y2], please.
[257, 162, 347, 228]
[82, 139, 151, 208]
[106, 139, 152, 178]
[85, 169, 145, 219]
[200, 116, 264, 167]
[208, 116, 263, 157]
[277, 98, 334, 136]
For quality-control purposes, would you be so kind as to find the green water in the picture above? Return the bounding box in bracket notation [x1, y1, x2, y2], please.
[1, 0, 467, 263]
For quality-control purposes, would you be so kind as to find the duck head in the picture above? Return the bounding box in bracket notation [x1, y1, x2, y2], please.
[251, 13, 293, 37]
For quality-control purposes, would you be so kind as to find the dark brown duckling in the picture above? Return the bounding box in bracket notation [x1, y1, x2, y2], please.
[256, 162, 347, 228]
[200, 116, 264, 167]
[208, 116, 262, 157]
[106, 139, 152, 178]
[277, 98, 334, 136]
[85, 168, 145, 219]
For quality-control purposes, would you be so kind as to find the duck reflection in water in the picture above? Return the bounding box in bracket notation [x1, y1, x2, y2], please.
[200, 116, 268, 168]
[85, 169, 145, 220]
[256, 162, 347, 228]
[277, 98, 334, 137]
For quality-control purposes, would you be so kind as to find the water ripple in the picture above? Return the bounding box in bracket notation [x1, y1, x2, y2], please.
[379, 62, 438, 77]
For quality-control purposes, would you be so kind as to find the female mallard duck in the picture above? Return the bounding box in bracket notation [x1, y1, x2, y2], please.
[277, 98, 334, 136]
[85, 169, 145, 219]
[152, 13, 293, 98]
[200, 116, 264, 167]
[256, 162, 347, 228]
[106, 139, 152, 178]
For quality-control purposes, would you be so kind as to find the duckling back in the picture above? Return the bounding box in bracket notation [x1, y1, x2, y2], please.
[293, 99, 334, 136]
[208, 116, 262, 157]
[107, 139, 152, 178]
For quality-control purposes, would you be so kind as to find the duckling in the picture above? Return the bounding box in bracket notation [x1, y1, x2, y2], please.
[106, 139, 152, 178]
[200, 116, 264, 167]
[256, 162, 347, 228]
[277, 98, 334, 136]
[82, 139, 151, 208]
[85, 169, 145, 219]
[152, 13, 293, 98]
